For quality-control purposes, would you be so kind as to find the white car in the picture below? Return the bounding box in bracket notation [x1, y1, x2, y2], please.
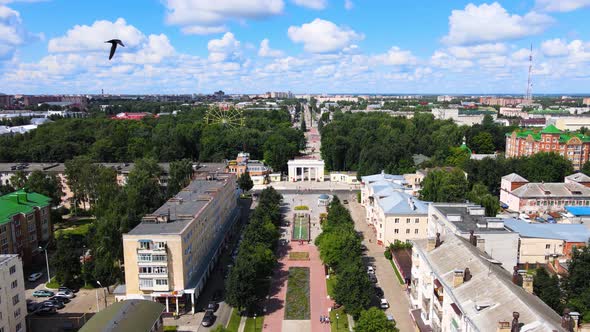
[380, 298, 390, 309]
[28, 272, 43, 282]
[56, 291, 75, 299]
[367, 266, 375, 274]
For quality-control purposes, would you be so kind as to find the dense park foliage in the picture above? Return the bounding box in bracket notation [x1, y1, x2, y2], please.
[354, 307, 398, 332]
[315, 197, 376, 319]
[225, 187, 282, 312]
[0, 106, 304, 172]
[320, 112, 514, 175]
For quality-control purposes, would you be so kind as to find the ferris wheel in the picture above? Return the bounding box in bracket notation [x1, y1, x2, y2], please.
[204, 107, 244, 129]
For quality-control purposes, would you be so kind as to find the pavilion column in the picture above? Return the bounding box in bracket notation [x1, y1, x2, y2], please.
[166, 297, 169, 313]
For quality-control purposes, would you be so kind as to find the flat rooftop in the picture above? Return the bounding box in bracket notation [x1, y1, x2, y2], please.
[127, 174, 234, 236]
[435, 205, 510, 233]
[0, 254, 18, 266]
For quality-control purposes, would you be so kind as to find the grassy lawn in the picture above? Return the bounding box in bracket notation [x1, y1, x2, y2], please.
[326, 275, 338, 298]
[285, 267, 310, 320]
[289, 252, 309, 260]
[389, 259, 405, 285]
[294, 205, 309, 210]
[163, 326, 178, 332]
[330, 307, 348, 332]
[55, 218, 94, 238]
[244, 316, 264, 332]
[293, 214, 309, 241]
[226, 308, 242, 332]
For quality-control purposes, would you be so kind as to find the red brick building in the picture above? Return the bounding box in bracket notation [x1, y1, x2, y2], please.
[505, 125, 590, 170]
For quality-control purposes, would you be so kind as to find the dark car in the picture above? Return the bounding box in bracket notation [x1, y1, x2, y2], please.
[36, 306, 57, 316]
[368, 274, 378, 284]
[343, 200, 349, 204]
[59, 286, 79, 294]
[374, 287, 384, 298]
[27, 302, 40, 312]
[50, 296, 70, 304]
[201, 310, 216, 327]
[42, 300, 65, 309]
[207, 301, 218, 312]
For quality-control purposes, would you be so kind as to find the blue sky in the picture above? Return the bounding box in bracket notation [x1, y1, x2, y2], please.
[1, 0, 590, 94]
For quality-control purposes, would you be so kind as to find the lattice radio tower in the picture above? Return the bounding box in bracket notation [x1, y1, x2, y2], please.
[525, 44, 533, 101]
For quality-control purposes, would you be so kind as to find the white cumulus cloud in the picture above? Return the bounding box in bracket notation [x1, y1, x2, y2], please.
[535, 0, 590, 12]
[292, 0, 326, 10]
[164, 0, 284, 35]
[541, 38, 569, 57]
[258, 38, 284, 57]
[47, 18, 145, 53]
[442, 2, 553, 45]
[208, 32, 241, 62]
[288, 18, 363, 53]
[0, 4, 39, 60]
[372, 46, 416, 65]
[447, 43, 507, 59]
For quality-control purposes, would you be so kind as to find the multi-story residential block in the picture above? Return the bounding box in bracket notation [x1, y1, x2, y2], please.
[505, 125, 590, 170]
[361, 173, 429, 245]
[500, 173, 590, 215]
[225, 152, 272, 185]
[499, 107, 528, 118]
[503, 218, 589, 264]
[0, 190, 52, 267]
[428, 203, 519, 270]
[436, 95, 453, 102]
[410, 234, 562, 332]
[122, 173, 239, 314]
[0, 255, 27, 332]
[0, 94, 14, 109]
[479, 97, 531, 107]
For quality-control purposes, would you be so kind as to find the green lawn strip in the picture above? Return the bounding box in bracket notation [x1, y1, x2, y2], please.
[163, 326, 178, 332]
[294, 206, 309, 210]
[226, 308, 242, 332]
[244, 316, 263, 332]
[330, 307, 348, 332]
[289, 252, 310, 260]
[326, 274, 337, 298]
[55, 218, 94, 238]
[389, 259, 405, 285]
[285, 267, 310, 320]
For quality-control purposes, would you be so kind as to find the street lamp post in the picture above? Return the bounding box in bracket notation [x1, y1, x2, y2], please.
[254, 313, 257, 330]
[336, 313, 340, 329]
[97, 281, 107, 309]
[38, 246, 50, 284]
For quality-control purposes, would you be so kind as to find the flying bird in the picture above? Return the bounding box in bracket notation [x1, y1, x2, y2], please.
[105, 39, 125, 60]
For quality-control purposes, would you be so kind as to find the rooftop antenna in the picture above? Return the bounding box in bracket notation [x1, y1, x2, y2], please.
[525, 44, 533, 102]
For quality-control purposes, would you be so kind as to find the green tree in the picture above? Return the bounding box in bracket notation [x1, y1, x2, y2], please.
[420, 169, 468, 202]
[167, 159, 193, 197]
[582, 160, 590, 176]
[565, 245, 590, 322]
[9, 170, 27, 189]
[315, 229, 361, 270]
[445, 147, 470, 169]
[301, 118, 307, 132]
[25, 170, 64, 207]
[332, 259, 374, 318]
[225, 260, 258, 311]
[533, 268, 563, 313]
[263, 134, 298, 172]
[238, 172, 254, 193]
[467, 183, 500, 217]
[355, 307, 398, 332]
[53, 236, 82, 287]
[125, 158, 164, 228]
[470, 132, 495, 154]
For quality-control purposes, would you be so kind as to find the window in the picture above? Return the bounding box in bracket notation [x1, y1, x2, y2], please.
[153, 267, 167, 274]
[406, 218, 411, 223]
[139, 267, 152, 274]
[155, 242, 166, 250]
[9, 265, 16, 274]
[394, 218, 399, 223]
[380, 224, 382, 229]
[139, 279, 153, 288]
[12, 294, 19, 305]
[138, 254, 151, 262]
[11, 280, 17, 289]
[415, 229, 419, 234]
[394, 229, 399, 234]
[155, 279, 168, 285]
[152, 255, 166, 262]
[546, 244, 551, 249]
[406, 229, 410, 234]
[14, 308, 20, 318]
[139, 241, 151, 250]
[16, 323, 22, 332]
[415, 218, 419, 223]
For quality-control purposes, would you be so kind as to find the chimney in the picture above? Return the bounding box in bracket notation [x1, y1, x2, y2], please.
[476, 238, 486, 252]
[522, 274, 534, 294]
[435, 232, 442, 248]
[511, 312, 520, 331]
[512, 266, 523, 286]
[453, 269, 465, 287]
[427, 238, 436, 252]
[497, 322, 511, 332]
[463, 267, 472, 282]
[469, 230, 477, 246]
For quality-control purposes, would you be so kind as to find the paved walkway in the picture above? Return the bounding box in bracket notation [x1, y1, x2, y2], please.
[262, 241, 333, 332]
[347, 200, 415, 332]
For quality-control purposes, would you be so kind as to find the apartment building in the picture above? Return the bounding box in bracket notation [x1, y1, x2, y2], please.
[0, 190, 52, 267]
[361, 173, 429, 245]
[225, 152, 272, 185]
[500, 173, 590, 215]
[410, 234, 562, 332]
[428, 203, 519, 270]
[479, 97, 531, 107]
[0, 255, 27, 332]
[505, 125, 590, 170]
[122, 173, 239, 314]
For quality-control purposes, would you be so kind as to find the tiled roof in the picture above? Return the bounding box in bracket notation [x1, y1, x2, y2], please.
[502, 173, 529, 183]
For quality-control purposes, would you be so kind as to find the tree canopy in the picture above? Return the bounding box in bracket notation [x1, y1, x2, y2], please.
[355, 307, 398, 332]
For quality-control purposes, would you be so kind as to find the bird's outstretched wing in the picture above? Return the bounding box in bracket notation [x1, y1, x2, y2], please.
[108, 43, 117, 60]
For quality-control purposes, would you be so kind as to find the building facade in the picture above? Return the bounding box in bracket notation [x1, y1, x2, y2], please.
[410, 234, 562, 332]
[0, 191, 52, 267]
[80, 300, 165, 332]
[505, 125, 590, 170]
[122, 173, 239, 314]
[0, 255, 27, 332]
[479, 97, 530, 107]
[225, 152, 272, 185]
[500, 173, 590, 215]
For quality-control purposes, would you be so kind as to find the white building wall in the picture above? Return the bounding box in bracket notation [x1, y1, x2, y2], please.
[0, 255, 27, 332]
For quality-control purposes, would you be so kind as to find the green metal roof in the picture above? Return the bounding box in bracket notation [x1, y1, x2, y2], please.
[540, 124, 562, 134]
[0, 190, 51, 225]
[79, 300, 165, 332]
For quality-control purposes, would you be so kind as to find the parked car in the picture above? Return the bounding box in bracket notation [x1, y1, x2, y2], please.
[28, 272, 43, 282]
[33, 290, 55, 297]
[27, 302, 40, 312]
[35, 306, 57, 316]
[367, 266, 375, 274]
[56, 290, 75, 299]
[42, 300, 65, 309]
[207, 301, 218, 312]
[201, 310, 216, 327]
[380, 298, 390, 309]
[368, 274, 378, 284]
[59, 287, 79, 294]
[50, 296, 71, 304]
[374, 287, 384, 298]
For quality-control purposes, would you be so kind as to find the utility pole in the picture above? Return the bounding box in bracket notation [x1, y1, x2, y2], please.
[525, 44, 533, 101]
